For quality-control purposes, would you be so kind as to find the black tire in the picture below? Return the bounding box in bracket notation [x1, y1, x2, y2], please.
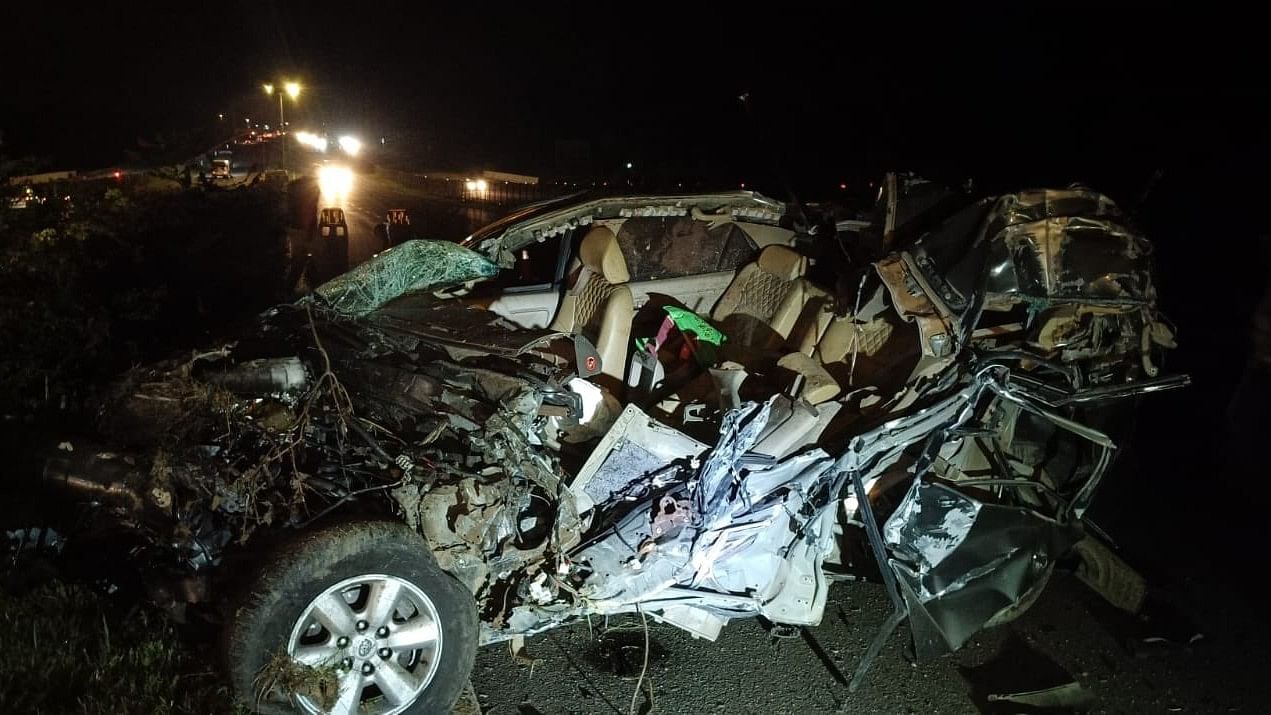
[225, 520, 477, 714]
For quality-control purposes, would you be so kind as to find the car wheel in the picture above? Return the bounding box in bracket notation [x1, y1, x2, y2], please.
[226, 520, 477, 714]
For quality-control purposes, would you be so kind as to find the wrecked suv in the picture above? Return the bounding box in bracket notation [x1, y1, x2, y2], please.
[44, 185, 1185, 714]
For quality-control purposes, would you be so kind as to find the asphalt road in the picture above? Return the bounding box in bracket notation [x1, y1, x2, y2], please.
[312, 168, 504, 266]
[276, 159, 509, 288]
[212, 138, 504, 273]
[466, 566, 1263, 714]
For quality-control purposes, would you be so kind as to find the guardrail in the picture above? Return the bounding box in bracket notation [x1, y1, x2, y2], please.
[379, 169, 567, 206]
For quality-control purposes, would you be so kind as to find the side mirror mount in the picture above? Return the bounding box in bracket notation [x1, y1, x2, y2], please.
[432, 280, 477, 299]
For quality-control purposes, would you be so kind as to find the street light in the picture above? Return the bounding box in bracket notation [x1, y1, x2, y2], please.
[263, 81, 301, 127]
[263, 80, 301, 173]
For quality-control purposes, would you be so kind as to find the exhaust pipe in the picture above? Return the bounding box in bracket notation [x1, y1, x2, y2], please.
[43, 449, 144, 512]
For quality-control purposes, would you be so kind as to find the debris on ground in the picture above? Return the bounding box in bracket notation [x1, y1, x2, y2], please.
[960, 633, 1095, 713]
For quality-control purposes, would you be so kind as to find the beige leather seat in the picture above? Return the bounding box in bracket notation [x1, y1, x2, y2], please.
[711, 245, 810, 349]
[815, 308, 917, 396]
[817, 313, 896, 366]
[550, 226, 634, 382]
[711, 245, 842, 403]
[791, 281, 835, 355]
[710, 245, 835, 354]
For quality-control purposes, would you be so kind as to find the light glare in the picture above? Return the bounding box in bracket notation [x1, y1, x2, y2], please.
[337, 135, 362, 157]
[318, 165, 354, 196]
[295, 131, 328, 152]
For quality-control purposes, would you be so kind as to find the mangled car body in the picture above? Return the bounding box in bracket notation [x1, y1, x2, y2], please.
[46, 184, 1185, 714]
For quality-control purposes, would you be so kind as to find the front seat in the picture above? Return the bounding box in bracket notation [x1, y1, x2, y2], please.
[550, 226, 634, 383]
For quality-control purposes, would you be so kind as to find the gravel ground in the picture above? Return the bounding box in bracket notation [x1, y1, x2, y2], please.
[469, 570, 1265, 714]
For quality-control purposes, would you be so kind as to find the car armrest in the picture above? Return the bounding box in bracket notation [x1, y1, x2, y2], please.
[777, 351, 840, 405]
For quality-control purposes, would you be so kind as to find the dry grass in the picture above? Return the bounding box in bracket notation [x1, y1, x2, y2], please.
[253, 649, 342, 712]
[0, 581, 242, 714]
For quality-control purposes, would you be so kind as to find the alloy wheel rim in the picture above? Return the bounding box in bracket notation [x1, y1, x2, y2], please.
[285, 573, 443, 715]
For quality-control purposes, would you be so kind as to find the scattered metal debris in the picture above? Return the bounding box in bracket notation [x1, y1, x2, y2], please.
[960, 634, 1095, 713]
[5, 527, 65, 556]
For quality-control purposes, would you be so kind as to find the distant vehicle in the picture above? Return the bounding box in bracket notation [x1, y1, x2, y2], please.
[317, 206, 350, 276]
[319, 207, 348, 238]
[211, 158, 232, 180]
[7, 185, 45, 209]
[376, 208, 414, 247]
[262, 169, 289, 187]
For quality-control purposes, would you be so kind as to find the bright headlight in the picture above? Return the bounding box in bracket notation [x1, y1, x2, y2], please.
[295, 131, 328, 152]
[318, 165, 353, 195]
[338, 135, 362, 157]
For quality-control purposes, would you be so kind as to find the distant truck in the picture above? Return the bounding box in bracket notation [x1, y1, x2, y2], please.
[210, 151, 233, 181]
[6, 170, 76, 186]
[211, 160, 231, 180]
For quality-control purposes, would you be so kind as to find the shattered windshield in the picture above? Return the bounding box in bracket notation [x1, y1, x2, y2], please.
[311, 239, 498, 316]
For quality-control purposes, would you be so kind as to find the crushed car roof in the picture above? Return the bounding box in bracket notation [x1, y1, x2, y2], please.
[462, 191, 787, 268]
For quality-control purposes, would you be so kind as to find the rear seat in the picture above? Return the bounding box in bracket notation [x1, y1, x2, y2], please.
[709, 245, 841, 404]
[813, 293, 925, 403]
[710, 245, 809, 350]
[710, 245, 836, 350]
[791, 281, 835, 356]
[817, 312, 896, 367]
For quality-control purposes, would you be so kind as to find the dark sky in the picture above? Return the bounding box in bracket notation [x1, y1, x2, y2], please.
[3, 3, 1268, 198]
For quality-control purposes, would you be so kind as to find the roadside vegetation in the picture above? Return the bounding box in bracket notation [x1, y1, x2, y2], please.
[0, 172, 293, 712]
[0, 581, 239, 714]
[0, 177, 291, 412]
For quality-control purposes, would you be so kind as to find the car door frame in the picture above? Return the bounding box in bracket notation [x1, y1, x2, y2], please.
[482, 231, 574, 329]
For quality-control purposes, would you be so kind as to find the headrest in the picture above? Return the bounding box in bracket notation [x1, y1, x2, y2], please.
[578, 226, 630, 284]
[756, 245, 808, 281]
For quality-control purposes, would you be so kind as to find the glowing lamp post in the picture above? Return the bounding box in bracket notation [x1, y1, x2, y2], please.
[264, 81, 302, 173]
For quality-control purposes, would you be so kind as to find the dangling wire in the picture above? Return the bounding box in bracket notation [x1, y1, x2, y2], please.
[629, 604, 652, 715]
[848, 272, 868, 387]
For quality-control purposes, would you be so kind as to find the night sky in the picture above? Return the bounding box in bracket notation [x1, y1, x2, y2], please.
[7, 1, 1266, 381]
[5, 4, 1267, 199]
